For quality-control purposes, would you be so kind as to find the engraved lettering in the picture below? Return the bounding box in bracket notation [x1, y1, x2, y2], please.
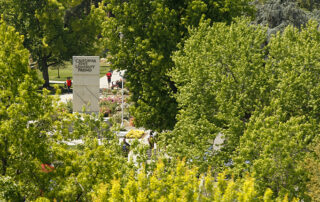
[74, 58, 97, 72]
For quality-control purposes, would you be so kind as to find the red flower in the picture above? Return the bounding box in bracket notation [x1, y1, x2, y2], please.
[41, 164, 54, 173]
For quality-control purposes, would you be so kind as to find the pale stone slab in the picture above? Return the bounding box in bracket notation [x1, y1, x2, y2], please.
[73, 56, 100, 114]
[73, 76, 99, 86]
[73, 56, 100, 75]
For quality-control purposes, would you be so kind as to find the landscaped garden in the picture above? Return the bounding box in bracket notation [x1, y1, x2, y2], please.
[2, 0, 320, 201]
[99, 88, 132, 128]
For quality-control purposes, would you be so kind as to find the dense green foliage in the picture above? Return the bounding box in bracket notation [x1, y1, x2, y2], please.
[91, 160, 295, 201]
[0, 19, 55, 199]
[297, 0, 320, 10]
[42, 113, 128, 201]
[0, 0, 105, 87]
[234, 114, 315, 199]
[304, 137, 320, 200]
[233, 21, 320, 199]
[163, 19, 320, 200]
[165, 19, 269, 171]
[102, 0, 254, 131]
[0, 20, 127, 201]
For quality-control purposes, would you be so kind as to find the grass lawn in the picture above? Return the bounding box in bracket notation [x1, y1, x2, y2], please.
[37, 60, 111, 82]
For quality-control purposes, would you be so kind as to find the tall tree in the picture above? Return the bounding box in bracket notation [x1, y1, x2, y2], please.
[164, 18, 269, 171]
[233, 21, 320, 199]
[102, 0, 254, 131]
[166, 18, 320, 199]
[0, 0, 105, 87]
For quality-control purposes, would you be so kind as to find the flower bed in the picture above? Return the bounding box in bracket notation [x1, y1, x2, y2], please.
[99, 95, 122, 116]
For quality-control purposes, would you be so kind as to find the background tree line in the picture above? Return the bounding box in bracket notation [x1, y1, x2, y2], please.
[0, 0, 104, 88]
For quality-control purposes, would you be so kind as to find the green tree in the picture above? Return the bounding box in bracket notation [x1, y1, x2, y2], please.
[163, 18, 269, 171]
[0, 0, 105, 87]
[102, 0, 254, 131]
[166, 18, 320, 199]
[0, 19, 56, 200]
[234, 21, 320, 199]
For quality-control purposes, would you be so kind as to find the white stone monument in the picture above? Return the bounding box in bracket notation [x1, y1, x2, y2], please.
[73, 56, 100, 114]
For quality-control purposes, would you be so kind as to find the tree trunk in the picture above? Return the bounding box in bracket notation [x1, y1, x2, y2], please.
[58, 67, 60, 78]
[41, 59, 50, 88]
[1, 157, 7, 175]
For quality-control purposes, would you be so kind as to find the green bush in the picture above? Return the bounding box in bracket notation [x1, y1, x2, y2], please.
[66, 99, 72, 113]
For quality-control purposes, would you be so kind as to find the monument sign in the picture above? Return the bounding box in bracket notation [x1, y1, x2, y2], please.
[73, 56, 100, 114]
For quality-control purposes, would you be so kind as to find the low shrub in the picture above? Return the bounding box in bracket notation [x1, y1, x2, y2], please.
[126, 130, 145, 139]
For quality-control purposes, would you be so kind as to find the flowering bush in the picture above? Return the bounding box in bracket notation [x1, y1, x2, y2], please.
[100, 106, 111, 117]
[99, 95, 122, 116]
[100, 96, 122, 104]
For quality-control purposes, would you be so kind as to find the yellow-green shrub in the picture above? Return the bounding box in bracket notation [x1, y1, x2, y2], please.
[126, 130, 145, 139]
[91, 160, 296, 201]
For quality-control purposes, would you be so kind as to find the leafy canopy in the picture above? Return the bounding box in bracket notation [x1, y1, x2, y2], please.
[164, 18, 320, 200]
[102, 0, 254, 131]
[164, 18, 269, 171]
